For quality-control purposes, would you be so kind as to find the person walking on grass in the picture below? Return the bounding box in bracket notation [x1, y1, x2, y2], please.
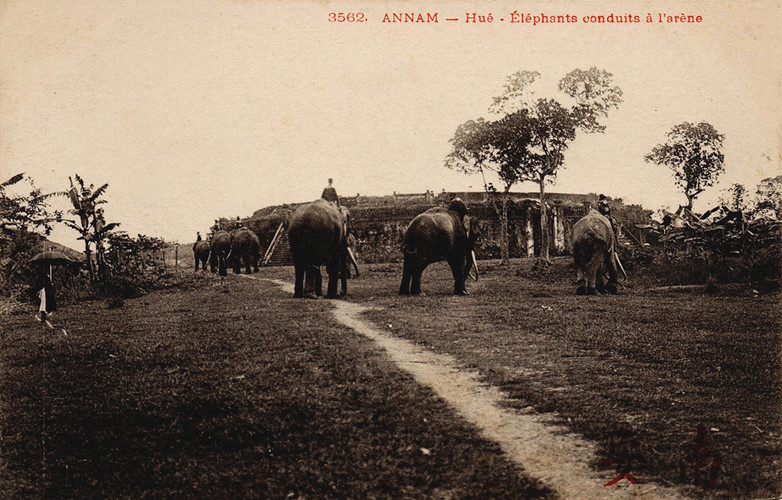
[34, 268, 56, 322]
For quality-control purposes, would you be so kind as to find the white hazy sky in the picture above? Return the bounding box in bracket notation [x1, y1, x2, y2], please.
[1, 0, 780, 249]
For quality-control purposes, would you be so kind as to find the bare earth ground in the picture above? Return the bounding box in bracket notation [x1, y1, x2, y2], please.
[2, 258, 780, 499]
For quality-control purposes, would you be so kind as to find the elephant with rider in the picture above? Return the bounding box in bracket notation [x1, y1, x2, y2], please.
[571, 209, 620, 295]
[399, 198, 480, 296]
[228, 227, 262, 274]
[288, 198, 358, 298]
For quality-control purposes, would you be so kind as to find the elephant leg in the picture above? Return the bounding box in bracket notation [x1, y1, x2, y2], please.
[339, 269, 347, 297]
[399, 257, 414, 295]
[410, 263, 427, 295]
[448, 259, 467, 296]
[323, 260, 339, 298]
[595, 270, 607, 294]
[310, 267, 323, 297]
[245, 257, 251, 275]
[294, 264, 305, 298]
[574, 250, 587, 295]
[218, 255, 227, 277]
[585, 247, 603, 295]
[604, 249, 619, 294]
[326, 275, 339, 298]
[575, 266, 587, 295]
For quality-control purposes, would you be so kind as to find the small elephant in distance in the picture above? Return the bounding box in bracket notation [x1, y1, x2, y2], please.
[193, 240, 210, 271]
[228, 227, 261, 274]
[571, 209, 620, 295]
[209, 230, 231, 276]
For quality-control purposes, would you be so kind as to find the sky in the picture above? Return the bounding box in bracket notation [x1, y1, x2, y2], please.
[1, 0, 780, 249]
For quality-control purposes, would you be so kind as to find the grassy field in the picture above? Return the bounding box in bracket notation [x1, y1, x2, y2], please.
[330, 258, 780, 499]
[2, 258, 779, 499]
[1, 273, 549, 499]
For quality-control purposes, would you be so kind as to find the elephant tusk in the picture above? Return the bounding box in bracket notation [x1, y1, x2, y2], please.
[615, 251, 628, 280]
[347, 247, 360, 277]
[469, 250, 479, 282]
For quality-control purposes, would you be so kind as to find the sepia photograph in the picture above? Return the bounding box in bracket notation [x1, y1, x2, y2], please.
[1, 1, 780, 498]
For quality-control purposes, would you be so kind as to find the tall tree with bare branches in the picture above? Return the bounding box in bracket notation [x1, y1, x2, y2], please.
[447, 67, 623, 263]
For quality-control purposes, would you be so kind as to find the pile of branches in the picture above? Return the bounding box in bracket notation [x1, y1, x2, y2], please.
[636, 205, 780, 284]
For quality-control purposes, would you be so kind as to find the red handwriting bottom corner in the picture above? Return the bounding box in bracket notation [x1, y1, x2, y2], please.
[603, 472, 638, 487]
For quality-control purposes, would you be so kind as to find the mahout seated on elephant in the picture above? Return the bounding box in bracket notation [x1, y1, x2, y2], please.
[571, 209, 620, 295]
[399, 198, 479, 296]
[288, 198, 354, 298]
[193, 240, 210, 272]
[227, 227, 262, 274]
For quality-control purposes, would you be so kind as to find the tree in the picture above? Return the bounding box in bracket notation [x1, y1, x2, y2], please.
[720, 183, 748, 212]
[64, 175, 119, 283]
[751, 175, 782, 220]
[644, 122, 725, 211]
[488, 68, 623, 262]
[1, 173, 65, 295]
[445, 115, 535, 264]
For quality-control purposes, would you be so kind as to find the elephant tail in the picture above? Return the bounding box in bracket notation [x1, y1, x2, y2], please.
[217, 251, 227, 277]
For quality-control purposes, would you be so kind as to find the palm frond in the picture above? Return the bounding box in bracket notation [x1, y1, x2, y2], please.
[87, 183, 109, 203]
[30, 191, 69, 204]
[64, 221, 88, 234]
[1, 173, 25, 189]
[97, 222, 121, 235]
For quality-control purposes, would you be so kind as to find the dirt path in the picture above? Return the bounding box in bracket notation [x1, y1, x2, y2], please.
[262, 278, 687, 500]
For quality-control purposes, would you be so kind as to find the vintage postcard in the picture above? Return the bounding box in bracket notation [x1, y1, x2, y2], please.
[1, 1, 779, 498]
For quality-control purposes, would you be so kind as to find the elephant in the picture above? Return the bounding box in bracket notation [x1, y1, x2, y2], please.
[193, 240, 210, 271]
[571, 209, 619, 295]
[209, 230, 231, 276]
[228, 227, 261, 274]
[287, 198, 355, 298]
[399, 198, 480, 296]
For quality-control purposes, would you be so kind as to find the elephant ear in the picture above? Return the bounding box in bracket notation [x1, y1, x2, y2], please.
[463, 216, 472, 237]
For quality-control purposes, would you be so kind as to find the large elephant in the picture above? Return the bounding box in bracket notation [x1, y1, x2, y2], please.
[209, 230, 231, 276]
[193, 240, 210, 271]
[399, 199, 479, 296]
[571, 209, 619, 295]
[287, 199, 354, 298]
[228, 227, 261, 274]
